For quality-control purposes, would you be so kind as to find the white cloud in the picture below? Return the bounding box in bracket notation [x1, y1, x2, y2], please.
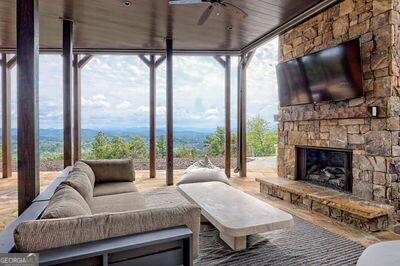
[205, 108, 219, 116]
[116, 101, 132, 110]
[156, 106, 166, 115]
[137, 106, 150, 113]
[82, 94, 111, 108]
[15, 40, 280, 130]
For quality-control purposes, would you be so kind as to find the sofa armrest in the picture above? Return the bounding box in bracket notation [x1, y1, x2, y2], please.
[82, 159, 135, 183]
[14, 205, 201, 258]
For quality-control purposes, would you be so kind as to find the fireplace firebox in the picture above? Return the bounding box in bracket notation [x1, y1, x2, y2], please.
[295, 146, 352, 192]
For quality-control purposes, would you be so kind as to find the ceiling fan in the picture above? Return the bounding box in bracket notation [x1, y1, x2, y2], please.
[169, 0, 248, 26]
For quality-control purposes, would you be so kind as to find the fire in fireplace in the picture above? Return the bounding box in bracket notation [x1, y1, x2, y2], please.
[296, 146, 352, 192]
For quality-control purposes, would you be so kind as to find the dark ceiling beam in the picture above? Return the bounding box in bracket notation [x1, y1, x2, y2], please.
[155, 55, 166, 67]
[17, 0, 40, 214]
[6, 55, 17, 69]
[0, 48, 241, 56]
[77, 54, 93, 68]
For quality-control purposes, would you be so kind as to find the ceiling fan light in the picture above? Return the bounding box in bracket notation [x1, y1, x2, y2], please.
[123, 1, 132, 7]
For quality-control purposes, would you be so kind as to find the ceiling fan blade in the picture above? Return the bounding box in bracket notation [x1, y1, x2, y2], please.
[198, 5, 214, 25]
[222, 2, 248, 19]
[169, 0, 209, 5]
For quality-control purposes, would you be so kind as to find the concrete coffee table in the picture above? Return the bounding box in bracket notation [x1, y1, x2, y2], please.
[178, 181, 294, 251]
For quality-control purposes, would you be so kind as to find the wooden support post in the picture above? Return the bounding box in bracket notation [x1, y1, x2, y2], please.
[17, 0, 39, 214]
[2, 54, 13, 178]
[149, 55, 156, 179]
[225, 56, 231, 178]
[63, 19, 73, 168]
[213, 55, 231, 178]
[139, 55, 166, 179]
[166, 38, 173, 186]
[73, 54, 92, 163]
[237, 51, 254, 178]
[73, 54, 80, 163]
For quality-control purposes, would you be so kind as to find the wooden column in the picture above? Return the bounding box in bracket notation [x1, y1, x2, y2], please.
[237, 51, 254, 178]
[1, 55, 15, 178]
[17, 0, 39, 214]
[63, 19, 74, 168]
[73, 54, 80, 163]
[73, 54, 92, 163]
[214, 55, 231, 178]
[166, 38, 173, 186]
[139, 55, 165, 179]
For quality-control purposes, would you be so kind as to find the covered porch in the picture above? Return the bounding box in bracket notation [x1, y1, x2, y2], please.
[1, 0, 400, 265]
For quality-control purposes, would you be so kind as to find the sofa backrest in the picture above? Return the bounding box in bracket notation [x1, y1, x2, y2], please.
[0, 167, 72, 253]
[82, 159, 135, 183]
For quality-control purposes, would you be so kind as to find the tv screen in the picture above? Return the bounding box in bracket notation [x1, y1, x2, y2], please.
[276, 39, 363, 107]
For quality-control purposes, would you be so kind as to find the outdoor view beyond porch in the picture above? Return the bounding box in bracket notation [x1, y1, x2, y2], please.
[1, 0, 400, 265]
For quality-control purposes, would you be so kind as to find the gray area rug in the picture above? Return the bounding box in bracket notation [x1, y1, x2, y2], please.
[195, 216, 365, 266]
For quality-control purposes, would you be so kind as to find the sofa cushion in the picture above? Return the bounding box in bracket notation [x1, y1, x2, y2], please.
[93, 182, 138, 197]
[83, 159, 135, 183]
[177, 168, 230, 186]
[73, 161, 95, 189]
[90, 192, 146, 214]
[61, 170, 93, 202]
[14, 205, 201, 258]
[41, 185, 92, 219]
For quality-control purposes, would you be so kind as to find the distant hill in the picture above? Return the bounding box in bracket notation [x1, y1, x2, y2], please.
[2, 127, 217, 152]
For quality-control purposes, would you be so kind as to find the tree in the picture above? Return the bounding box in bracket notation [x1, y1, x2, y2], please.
[247, 117, 277, 157]
[129, 135, 148, 159]
[175, 145, 199, 158]
[156, 136, 167, 158]
[90, 131, 110, 159]
[204, 127, 225, 156]
[109, 136, 131, 158]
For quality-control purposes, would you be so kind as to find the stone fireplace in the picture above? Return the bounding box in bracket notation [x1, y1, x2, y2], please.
[276, 0, 400, 221]
[296, 146, 353, 192]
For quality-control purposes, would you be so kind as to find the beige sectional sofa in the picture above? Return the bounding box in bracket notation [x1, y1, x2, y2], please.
[13, 159, 201, 258]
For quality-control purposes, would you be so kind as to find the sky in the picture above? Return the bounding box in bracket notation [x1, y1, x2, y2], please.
[6, 38, 279, 131]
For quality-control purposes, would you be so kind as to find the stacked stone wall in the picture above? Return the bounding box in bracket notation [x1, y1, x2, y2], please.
[277, 0, 400, 219]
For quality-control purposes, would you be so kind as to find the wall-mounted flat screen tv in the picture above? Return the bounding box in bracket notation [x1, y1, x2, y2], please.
[276, 39, 363, 107]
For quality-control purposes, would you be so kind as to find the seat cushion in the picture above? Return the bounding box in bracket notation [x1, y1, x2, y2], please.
[93, 182, 138, 197]
[90, 192, 146, 214]
[41, 185, 92, 219]
[177, 168, 230, 186]
[61, 170, 93, 202]
[185, 156, 219, 173]
[83, 159, 135, 183]
[73, 161, 96, 188]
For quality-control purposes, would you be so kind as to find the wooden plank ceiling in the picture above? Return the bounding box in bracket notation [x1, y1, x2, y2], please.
[0, 0, 322, 52]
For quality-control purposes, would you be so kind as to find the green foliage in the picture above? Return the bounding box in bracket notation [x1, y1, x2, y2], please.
[41, 152, 63, 161]
[87, 131, 148, 159]
[174, 145, 199, 158]
[90, 131, 110, 159]
[204, 127, 225, 156]
[108, 136, 131, 158]
[204, 127, 237, 156]
[156, 136, 167, 158]
[38, 118, 277, 164]
[247, 116, 277, 156]
[129, 136, 148, 159]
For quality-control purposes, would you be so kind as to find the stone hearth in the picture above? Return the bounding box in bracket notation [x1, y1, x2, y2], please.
[276, 0, 400, 221]
[257, 176, 395, 232]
